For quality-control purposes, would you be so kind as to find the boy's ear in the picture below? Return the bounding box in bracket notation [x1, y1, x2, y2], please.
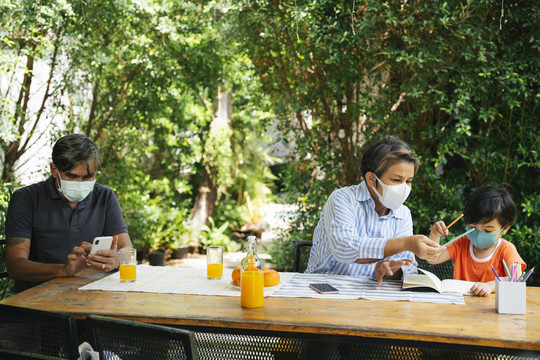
[502, 226, 511, 234]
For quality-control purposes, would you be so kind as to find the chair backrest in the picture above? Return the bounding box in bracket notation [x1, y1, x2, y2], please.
[87, 315, 199, 360]
[0, 239, 8, 279]
[416, 257, 455, 280]
[293, 240, 313, 273]
[0, 304, 80, 360]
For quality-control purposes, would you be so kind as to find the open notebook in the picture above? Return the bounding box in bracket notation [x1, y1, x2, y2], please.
[403, 268, 475, 295]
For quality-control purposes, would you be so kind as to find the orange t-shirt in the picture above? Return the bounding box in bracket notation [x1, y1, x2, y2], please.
[446, 236, 526, 282]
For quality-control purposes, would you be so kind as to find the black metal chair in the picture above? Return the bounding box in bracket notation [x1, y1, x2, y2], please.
[0, 303, 80, 359]
[293, 240, 313, 273]
[87, 315, 199, 360]
[0, 239, 8, 279]
[193, 330, 537, 360]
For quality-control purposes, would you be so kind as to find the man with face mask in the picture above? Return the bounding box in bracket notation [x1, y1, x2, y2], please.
[306, 137, 443, 285]
[5, 134, 133, 293]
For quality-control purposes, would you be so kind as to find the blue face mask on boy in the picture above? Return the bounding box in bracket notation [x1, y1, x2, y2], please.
[467, 228, 503, 249]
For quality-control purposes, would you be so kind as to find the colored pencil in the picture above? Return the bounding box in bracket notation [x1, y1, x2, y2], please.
[446, 214, 464, 230]
[521, 267, 535, 282]
[490, 265, 501, 281]
[502, 259, 511, 280]
[443, 227, 475, 246]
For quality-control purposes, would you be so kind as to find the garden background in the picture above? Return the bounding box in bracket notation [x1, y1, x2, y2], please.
[1, 0, 538, 298]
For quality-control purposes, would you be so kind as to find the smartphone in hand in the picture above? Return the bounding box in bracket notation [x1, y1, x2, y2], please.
[309, 283, 340, 294]
[90, 236, 113, 255]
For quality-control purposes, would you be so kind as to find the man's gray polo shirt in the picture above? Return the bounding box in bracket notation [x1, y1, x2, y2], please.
[5, 176, 128, 293]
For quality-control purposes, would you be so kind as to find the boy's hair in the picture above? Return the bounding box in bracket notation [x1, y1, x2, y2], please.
[360, 136, 419, 178]
[463, 186, 517, 227]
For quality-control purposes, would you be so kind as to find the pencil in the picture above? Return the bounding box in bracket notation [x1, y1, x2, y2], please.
[443, 228, 475, 246]
[490, 265, 501, 281]
[522, 267, 535, 282]
[502, 259, 511, 279]
[514, 262, 522, 282]
[446, 214, 464, 230]
[511, 263, 517, 282]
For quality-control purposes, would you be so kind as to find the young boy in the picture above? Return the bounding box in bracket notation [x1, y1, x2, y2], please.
[429, 186, 526, 296]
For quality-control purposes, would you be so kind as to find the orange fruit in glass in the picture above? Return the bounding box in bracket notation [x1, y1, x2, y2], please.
[263, 268, 280, 287]
[231, 267, 241, 286]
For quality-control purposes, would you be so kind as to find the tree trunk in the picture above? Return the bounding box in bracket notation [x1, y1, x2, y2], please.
[189, 87, 232, 238]
[189, 168, 219, 234]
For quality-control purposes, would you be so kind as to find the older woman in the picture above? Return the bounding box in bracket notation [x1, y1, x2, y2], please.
[306, 136, 442, 285]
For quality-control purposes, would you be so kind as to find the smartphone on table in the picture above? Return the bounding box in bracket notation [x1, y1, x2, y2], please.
[90, 236, 113, 255]
[309, 283, 340, 294]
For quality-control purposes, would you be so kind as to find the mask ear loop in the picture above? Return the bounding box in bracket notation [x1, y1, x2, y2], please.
[371, 175, 385, 199]
[55, 171, 63, 192]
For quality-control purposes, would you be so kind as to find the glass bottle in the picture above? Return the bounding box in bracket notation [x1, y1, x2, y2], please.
[240, 236, 264, 308]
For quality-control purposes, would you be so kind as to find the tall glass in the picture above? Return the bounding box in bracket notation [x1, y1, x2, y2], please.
[119, 248, 137, 282]
[207, 246, 223, 280]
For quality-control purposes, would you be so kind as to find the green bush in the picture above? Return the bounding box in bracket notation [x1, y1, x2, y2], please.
[0, 183, 14, 299]
[231, 0, 540, 284]
[199, 217, 241, 252]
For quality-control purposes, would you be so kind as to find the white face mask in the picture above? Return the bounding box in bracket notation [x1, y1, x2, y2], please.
[371, 175, 411, 211]
[57, 172, 96, 203]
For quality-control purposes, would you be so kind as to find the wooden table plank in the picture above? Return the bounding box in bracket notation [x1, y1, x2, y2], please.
[1, 268, 539, 351]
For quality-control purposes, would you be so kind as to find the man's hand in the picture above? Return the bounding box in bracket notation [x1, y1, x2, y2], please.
[374, 259, 413, 286]
[429, 221, 448, 243]
[58, 243, 89, 277]
[86, 236, 120, 272]
[406, 235, 444, 262]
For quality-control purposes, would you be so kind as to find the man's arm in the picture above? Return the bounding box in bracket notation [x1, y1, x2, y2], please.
[5, 236, 88, 282]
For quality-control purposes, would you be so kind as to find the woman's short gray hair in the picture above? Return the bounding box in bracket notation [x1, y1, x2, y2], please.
[52, 134, 101, 173]
[360, 136, 419, 178]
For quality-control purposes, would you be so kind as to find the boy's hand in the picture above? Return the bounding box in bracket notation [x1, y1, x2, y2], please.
[469, 282, 494, 297]
[429, 221, 448, 244]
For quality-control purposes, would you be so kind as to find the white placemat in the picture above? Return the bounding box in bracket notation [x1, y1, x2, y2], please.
[79, 266, 465, 304]
[79, 265, 295, 296]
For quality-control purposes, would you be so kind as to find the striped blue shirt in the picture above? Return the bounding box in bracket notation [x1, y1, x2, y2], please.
[305, 181, 416, 277]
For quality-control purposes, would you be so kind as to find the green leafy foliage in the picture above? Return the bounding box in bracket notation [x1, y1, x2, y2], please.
[231, 0, 540, 284]
[0, 183, 15, 299]
[1, 0, 537, 287]
[199, 217, 240, 252]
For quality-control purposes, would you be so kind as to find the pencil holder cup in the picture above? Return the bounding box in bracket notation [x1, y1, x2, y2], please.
[495, 280, 526, 314]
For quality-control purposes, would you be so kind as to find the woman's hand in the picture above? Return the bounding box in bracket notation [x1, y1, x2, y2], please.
[374, 259, 413, 286]
[406, 235, 444, 262]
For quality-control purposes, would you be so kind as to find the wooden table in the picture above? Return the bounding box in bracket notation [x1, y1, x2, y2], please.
[1, 268, 539, 356]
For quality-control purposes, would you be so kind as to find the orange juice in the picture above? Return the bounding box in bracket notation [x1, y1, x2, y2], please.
[120, 264, 136, 282]
[240, 270, 264, 308]
[207, 263, 223, 279]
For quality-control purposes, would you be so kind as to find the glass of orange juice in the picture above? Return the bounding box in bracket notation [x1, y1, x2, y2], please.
[206, 246, 223, 280]
[119, 248, 137, 282]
